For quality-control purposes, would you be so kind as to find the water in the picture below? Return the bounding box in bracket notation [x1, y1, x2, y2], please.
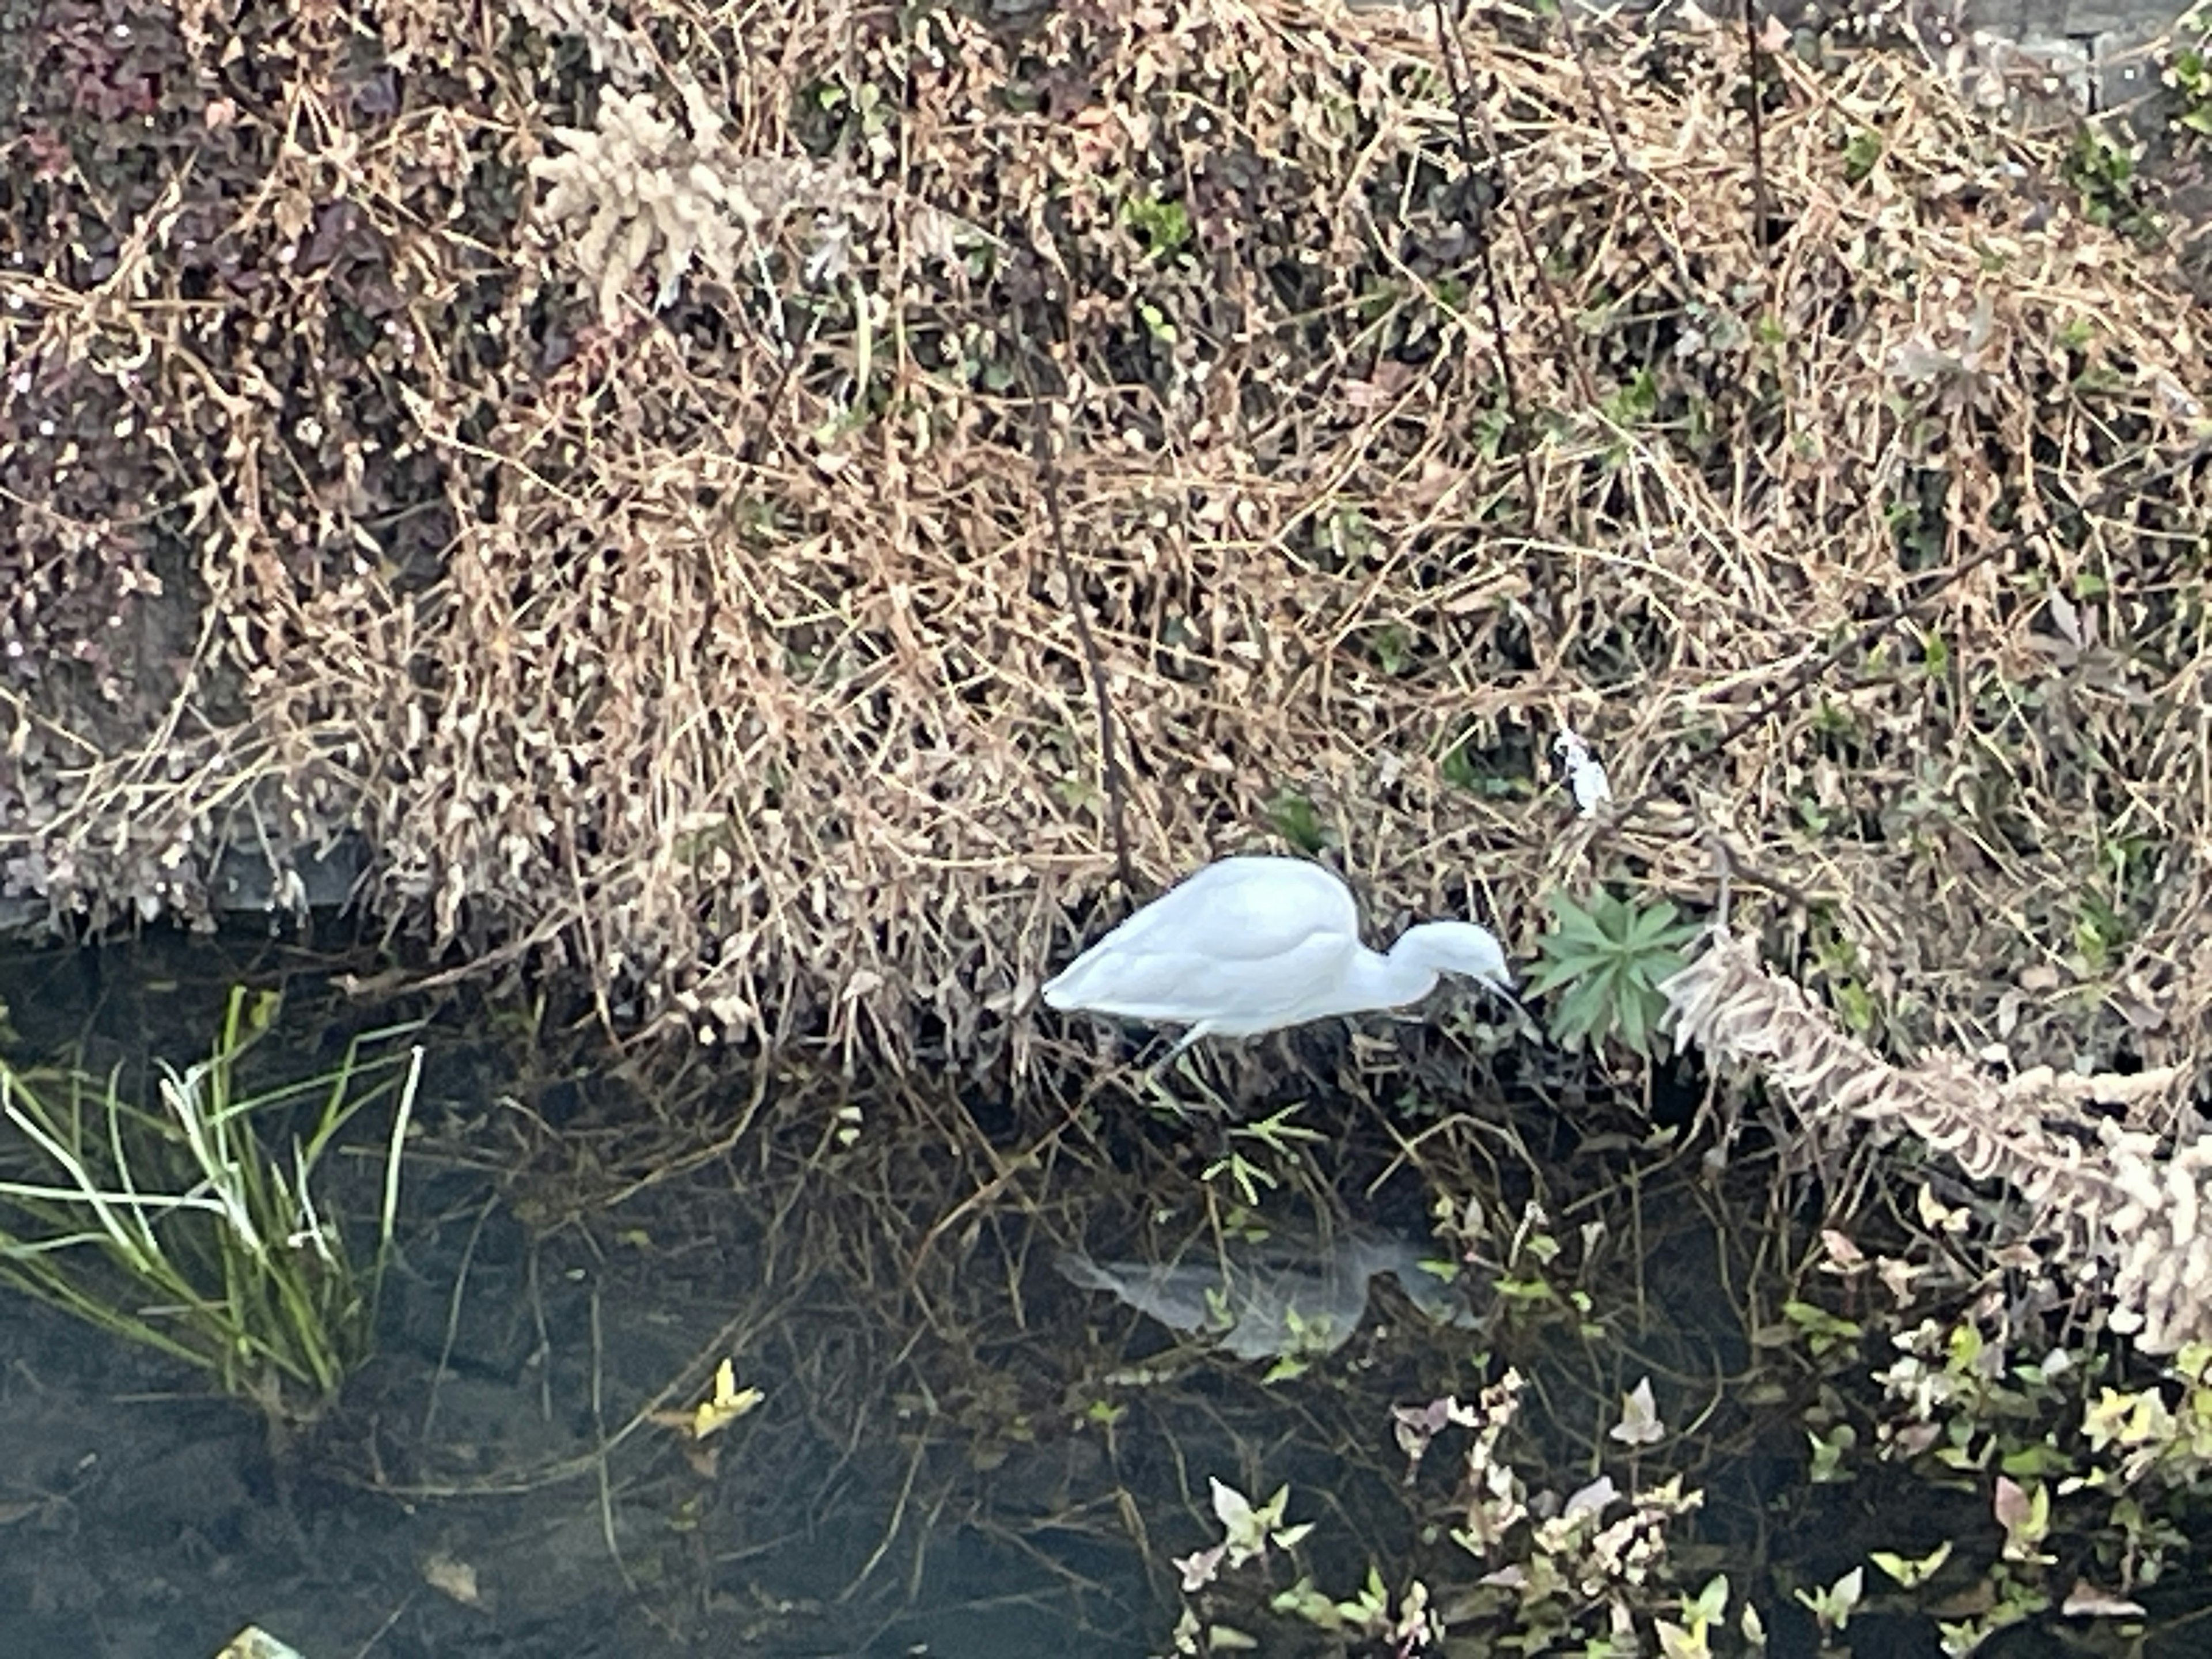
[19, 933, 2209, 1659]
[0, 932, 1451, 1659]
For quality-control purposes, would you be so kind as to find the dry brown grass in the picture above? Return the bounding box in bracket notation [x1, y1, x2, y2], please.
[1, 0, 2207, 1080]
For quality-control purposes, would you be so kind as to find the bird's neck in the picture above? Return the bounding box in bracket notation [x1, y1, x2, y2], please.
[1337, 944, 1441, 1014]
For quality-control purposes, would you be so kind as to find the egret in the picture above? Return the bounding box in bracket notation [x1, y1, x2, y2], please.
[1040, 855, 1514, 1056]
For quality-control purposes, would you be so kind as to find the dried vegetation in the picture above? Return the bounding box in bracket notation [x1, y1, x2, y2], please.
[1668, 929, 2212, 1351]
[1, 0, 2209, 1092]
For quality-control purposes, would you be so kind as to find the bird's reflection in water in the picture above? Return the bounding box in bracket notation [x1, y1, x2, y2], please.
[1057, 1229, 1482, 1361]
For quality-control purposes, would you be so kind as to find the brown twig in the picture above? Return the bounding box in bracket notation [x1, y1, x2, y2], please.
[1024, 351, 1138, 910]
[1617, 430, 2212, 824]
[1741, 0, 1775, 252]
[1429, 0, 1541, 522]
[1432, 3, 1603, 412]
[1555, 3, 1698, 300]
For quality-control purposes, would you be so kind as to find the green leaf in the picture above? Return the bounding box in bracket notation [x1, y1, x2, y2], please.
[1555, 980, 1610, 1047]
[1530, 887, 1700, 1063]
[1546, 900, 1617, 952]
[1522, 955, 1591, 996]
[1264, 791, 1330, 855]
[1615, 987, 1649, 1054]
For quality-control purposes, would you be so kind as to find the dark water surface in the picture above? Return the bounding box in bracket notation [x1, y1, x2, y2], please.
[15, 931, 2210, 1659]
[0, 932, 1173, 1659]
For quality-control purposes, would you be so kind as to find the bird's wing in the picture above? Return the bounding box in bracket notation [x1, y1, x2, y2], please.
[1039, 871, 1362, 1026]
[1042, 859, 1360, 1016]
[1093, 859, 1358, 961]
[1041, 936, 1227, 1018]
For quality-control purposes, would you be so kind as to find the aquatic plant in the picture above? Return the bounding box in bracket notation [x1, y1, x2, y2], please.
[0, 987, 421, 1429]
[1162, 1372, 1714, 1655]
[2169, 4, 2212, 140]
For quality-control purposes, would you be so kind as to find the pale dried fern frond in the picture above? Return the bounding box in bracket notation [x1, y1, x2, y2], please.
[510, 0, 653, 86]
[530, 83, 863, 325]
[1664, 931, 2208, 1352]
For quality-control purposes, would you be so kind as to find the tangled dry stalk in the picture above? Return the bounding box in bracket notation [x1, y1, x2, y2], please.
[1666, 928, 2208, 1352]
[0, 0, 2207, 1084]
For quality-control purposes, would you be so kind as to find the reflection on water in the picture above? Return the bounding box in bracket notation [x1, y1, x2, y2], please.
[1058, 1229, 1480, 1361]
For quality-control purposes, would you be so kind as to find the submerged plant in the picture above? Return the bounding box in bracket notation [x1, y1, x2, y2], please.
[0, 987, 421, 1429]
[2171, 6, 2212, 140]
[1161, 1371, 1711, 1654]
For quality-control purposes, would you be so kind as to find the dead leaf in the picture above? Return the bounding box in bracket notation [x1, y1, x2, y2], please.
[423, 1550, 483, 1606]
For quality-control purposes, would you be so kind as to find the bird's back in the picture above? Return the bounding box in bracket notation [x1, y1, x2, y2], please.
[1041, 857, 1362, 1028]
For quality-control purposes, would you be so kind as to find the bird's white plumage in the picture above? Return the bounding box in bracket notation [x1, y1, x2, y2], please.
[1041, 855, 1513, 1052]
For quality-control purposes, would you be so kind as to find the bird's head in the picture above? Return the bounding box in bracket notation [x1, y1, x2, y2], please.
[1400, 921, 1516, 993]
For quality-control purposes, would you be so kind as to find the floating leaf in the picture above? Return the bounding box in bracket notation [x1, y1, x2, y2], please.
[1870, 1541, 1952, 1588]
[2060, 1580, 2145, 1619]
[690, 1357, 764, 1440]
[1609, 1376, 1665, 1446]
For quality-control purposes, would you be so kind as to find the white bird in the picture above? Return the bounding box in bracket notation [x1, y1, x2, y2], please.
[1040, 856, 1514, 1057]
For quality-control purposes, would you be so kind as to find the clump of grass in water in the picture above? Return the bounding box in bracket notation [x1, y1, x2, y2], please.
[0, 986, 421, 1430]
